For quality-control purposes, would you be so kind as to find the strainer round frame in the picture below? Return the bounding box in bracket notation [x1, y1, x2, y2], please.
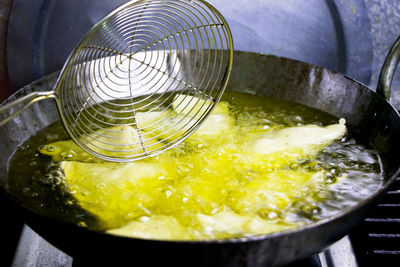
[0, 0, 233, 162]
[56, 0, 233, 162]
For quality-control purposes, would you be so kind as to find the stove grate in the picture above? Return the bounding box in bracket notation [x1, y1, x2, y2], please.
[350, 177, 400, 266]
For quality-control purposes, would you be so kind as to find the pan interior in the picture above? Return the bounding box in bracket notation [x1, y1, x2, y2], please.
[6, 89, 384, 241]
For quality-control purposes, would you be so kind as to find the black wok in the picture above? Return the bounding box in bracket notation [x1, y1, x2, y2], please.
[1, 38, 400, 266]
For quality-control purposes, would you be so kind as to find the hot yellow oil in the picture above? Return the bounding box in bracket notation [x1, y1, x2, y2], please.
[7, 92, 383, 240]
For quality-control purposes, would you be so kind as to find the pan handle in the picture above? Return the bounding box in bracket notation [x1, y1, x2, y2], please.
[377, 36, 400, 100]
[0, 91, 55, 127]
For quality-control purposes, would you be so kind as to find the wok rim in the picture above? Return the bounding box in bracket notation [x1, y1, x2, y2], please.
[2, 53, 400, 248]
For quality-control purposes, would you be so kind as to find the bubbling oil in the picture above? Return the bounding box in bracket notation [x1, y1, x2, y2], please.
[7, 92, 383, 240]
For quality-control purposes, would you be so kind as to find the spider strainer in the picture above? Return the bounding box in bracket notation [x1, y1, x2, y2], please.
[0, 0, 233, 162]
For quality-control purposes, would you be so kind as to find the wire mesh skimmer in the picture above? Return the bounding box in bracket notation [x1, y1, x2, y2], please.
[0, 0, 233, 162]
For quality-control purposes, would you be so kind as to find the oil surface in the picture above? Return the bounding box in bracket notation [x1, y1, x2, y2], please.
[8, 92, 383, 240]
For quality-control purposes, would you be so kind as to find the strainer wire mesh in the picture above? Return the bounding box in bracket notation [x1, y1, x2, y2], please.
[53, 0, 233, 162]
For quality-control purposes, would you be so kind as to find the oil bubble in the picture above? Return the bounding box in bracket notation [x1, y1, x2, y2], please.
[39, 145, 56, 152]
[257, 208, 280, 220]
[290, 163, 299, 170]
[140, 216, 150, 222]
[22, 187, 30, 193]
[268, 212, 278, 219]
[301, 204, 321, 217]
[77, 221, 87, 228]
[65, 200, 74, 206]
[60, 150, 76, 159]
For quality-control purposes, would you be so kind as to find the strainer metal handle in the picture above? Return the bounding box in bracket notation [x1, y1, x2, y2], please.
[0, 91, 55, 127]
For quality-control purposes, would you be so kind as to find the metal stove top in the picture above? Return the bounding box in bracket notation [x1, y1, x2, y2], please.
[11, 226, 357, 267]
